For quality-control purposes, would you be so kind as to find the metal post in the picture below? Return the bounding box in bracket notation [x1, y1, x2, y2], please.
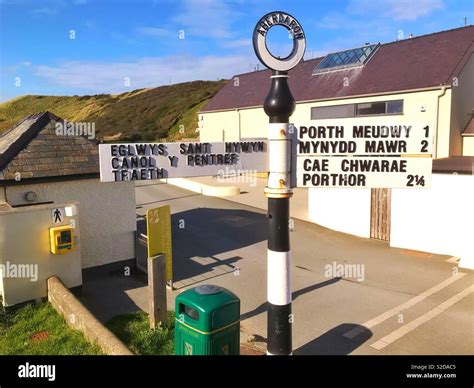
[264, 70, 295, 355]
[148, 254, 167, 329]
[252, 10, 306, 356]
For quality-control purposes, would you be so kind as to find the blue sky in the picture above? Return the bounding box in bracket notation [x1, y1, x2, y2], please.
[1, 0, 473, 101]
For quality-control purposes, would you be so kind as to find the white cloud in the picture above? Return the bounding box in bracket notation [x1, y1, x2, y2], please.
[173, 0, 237, 38]
[220, 38, 252, 49]
[136, 26, 173, 38]
[31, 7, 59, 15]
[349, 0, 445, 21]
[34, 55, 253, 93]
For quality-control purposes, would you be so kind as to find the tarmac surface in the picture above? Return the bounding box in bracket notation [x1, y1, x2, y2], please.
[76, 180, 474, 355]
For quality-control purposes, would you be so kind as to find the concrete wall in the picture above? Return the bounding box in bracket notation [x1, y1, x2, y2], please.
[0, 202, 82, 306]
[463, 137, 474, 156]
[450, 53, 474, 156]
[391, 174, 474, 269]
[308, 187, 371, 238]
[47, 276, 133, 355]
[4, 178, 136, 269]
[200, 88, 453, 159]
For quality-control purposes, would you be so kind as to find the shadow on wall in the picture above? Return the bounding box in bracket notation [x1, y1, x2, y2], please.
[137, 207, 268, 282]
[294, 323, 372, 355]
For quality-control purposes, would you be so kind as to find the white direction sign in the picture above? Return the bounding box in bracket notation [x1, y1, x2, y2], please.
[99, 141, 268, 182]
[297, 156, 432, 188]
[295, 122, 434, 188]
[298, 123, 433, 155]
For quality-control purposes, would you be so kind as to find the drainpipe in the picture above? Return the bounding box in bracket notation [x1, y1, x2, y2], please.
[434, 86, 448, 159]
[236, 109, 241, 140]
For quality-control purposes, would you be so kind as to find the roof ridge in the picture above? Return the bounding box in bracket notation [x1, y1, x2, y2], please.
[0, 111, 50, 139]
[0, 112, 57, 170]
[380, 24, 474, 47]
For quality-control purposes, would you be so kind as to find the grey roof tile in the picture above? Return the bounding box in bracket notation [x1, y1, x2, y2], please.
[0, 112, 100, 181]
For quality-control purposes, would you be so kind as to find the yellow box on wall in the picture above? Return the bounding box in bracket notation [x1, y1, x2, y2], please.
[49, 226, 74, 254]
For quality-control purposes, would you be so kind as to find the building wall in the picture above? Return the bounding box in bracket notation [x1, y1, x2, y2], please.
[0, 202, 82, 306]
[451, 53, 474, 156]
[308, 174, 474, 268]
[238, 108, 268, 140]
[308, 188, 371, 238]
[391, 174, 474, 269]
[201, 88, 453, 158]
[463, 137, 474, 155]
[198, 111, 239, 142]
[4, 178, 136, 269]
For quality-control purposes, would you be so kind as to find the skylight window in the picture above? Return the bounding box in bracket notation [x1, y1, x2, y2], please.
[313, 43, 379, 74]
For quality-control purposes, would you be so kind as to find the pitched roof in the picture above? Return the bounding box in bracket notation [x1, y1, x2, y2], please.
[0, 112, 99, 181]
[462, 116, 474, 136]
[202, 25, 474, 112]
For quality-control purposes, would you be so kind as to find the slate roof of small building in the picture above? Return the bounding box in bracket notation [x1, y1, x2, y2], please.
[0, 112, 99, 181]
[202, 25, 474, 112]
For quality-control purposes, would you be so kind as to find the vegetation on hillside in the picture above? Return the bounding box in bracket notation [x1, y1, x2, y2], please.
[0, 80, 226, 142]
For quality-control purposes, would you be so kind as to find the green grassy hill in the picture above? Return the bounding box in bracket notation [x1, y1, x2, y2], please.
[0, 80, 226, 142]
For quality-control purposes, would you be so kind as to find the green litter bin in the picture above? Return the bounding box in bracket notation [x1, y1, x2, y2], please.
[174, 284, 240, 355]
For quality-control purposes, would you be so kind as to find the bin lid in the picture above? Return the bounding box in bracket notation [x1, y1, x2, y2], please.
[176, 284, 239, 315]
[195, 284, 222, 295]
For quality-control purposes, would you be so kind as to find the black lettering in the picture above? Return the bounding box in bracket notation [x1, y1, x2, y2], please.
[353, 126, 364, 138]
[136, 144, 147, 155]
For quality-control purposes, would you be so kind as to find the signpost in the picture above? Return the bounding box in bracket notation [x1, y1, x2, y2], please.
[99, 141, 268, 182]
[253, 11, 306, 356]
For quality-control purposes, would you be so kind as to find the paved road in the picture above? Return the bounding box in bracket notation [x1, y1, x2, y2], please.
[133, 181, 474, 355]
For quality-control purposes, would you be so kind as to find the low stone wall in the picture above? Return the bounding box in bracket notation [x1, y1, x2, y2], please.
[47, 276, 133, 355]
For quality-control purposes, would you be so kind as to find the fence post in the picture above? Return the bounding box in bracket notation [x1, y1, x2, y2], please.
[148, 254, 167, 329]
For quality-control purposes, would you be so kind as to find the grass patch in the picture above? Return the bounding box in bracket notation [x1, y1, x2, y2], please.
[106, 311, 174, 355]
[0, 300, 102, 355]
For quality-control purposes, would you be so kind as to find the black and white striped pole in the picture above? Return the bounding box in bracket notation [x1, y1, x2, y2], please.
[253, 12, 306, 355]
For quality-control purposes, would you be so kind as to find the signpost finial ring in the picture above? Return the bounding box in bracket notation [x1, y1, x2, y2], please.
[253, 11, 306, 72]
